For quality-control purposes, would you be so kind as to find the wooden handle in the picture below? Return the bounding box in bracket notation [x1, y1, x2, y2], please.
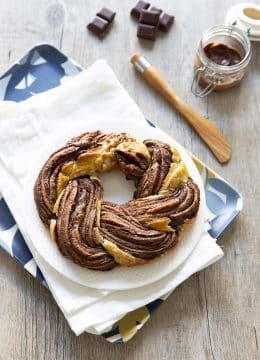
[131, 54, 231, 164]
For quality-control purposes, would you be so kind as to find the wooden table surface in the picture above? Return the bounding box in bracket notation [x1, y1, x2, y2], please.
[0, 1, 259, 359]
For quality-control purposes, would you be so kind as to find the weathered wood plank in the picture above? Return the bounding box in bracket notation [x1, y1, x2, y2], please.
[0, 0, 259, 359]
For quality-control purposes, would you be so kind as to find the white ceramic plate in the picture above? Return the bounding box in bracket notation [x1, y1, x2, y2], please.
[24, 118, 206, 291]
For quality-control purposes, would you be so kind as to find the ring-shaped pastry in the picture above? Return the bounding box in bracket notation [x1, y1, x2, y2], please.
[34, 131, 200, 271]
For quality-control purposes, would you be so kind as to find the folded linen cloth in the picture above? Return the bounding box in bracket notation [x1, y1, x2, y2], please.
[67, 231, 222, 335]
[0, 59, 223, 335]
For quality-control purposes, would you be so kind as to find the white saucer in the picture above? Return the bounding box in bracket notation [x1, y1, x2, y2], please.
[24, 118, 206, 291]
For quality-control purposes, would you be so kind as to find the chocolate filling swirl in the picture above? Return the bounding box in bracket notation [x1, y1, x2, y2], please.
[34, 131, 200, 270]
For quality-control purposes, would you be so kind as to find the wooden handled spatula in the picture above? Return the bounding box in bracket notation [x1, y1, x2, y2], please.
[131, 53, 231, 164]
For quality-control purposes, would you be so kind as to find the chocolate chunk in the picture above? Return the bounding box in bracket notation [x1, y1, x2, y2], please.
[96, 7, 116, 23]
[137, 23, 157, 41]
[87, 7, 116, 39]
[131, 1, 150, 19]
[159, 13, 174, 32]
[87, 17, 109, 38]
[139, 9, 161, 26]
[150, 6, 163, 15]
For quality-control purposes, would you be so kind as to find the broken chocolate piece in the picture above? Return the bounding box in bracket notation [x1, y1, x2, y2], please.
[159, 13, 174, 32]
[87, 17, 109, 38]
[137, 23, 157, 41]
[87, 7, 116, 39]
[131, 3, 175, 34]
[97, 7, 116, 23]
[150, 6, 163, 15]
[137, 7, 161, 41]
[139, 9, 161, 26]
[131, 1, 150, 19]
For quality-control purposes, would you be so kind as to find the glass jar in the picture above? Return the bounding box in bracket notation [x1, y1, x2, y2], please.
[191, 24, 252, 97]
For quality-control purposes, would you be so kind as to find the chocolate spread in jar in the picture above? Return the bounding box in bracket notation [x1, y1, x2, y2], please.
[204, 42, 242, 66]
[195, 42, 244, 91]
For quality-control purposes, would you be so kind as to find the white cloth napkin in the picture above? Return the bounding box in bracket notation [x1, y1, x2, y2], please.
[0, 60, 223, 335]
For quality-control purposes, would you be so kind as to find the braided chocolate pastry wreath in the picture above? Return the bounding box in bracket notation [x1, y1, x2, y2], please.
[34, 131, 200, 271]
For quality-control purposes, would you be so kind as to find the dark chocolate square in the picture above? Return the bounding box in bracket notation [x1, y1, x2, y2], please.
[139, 9, 160, 26]
[131, 1, 150, 19]
[150, 6, 163, 15]
[87, 17, 109, 38]
[159, 13, 174, 32]
[137, 23, 157, 41]
[97, 7, 116, 23]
